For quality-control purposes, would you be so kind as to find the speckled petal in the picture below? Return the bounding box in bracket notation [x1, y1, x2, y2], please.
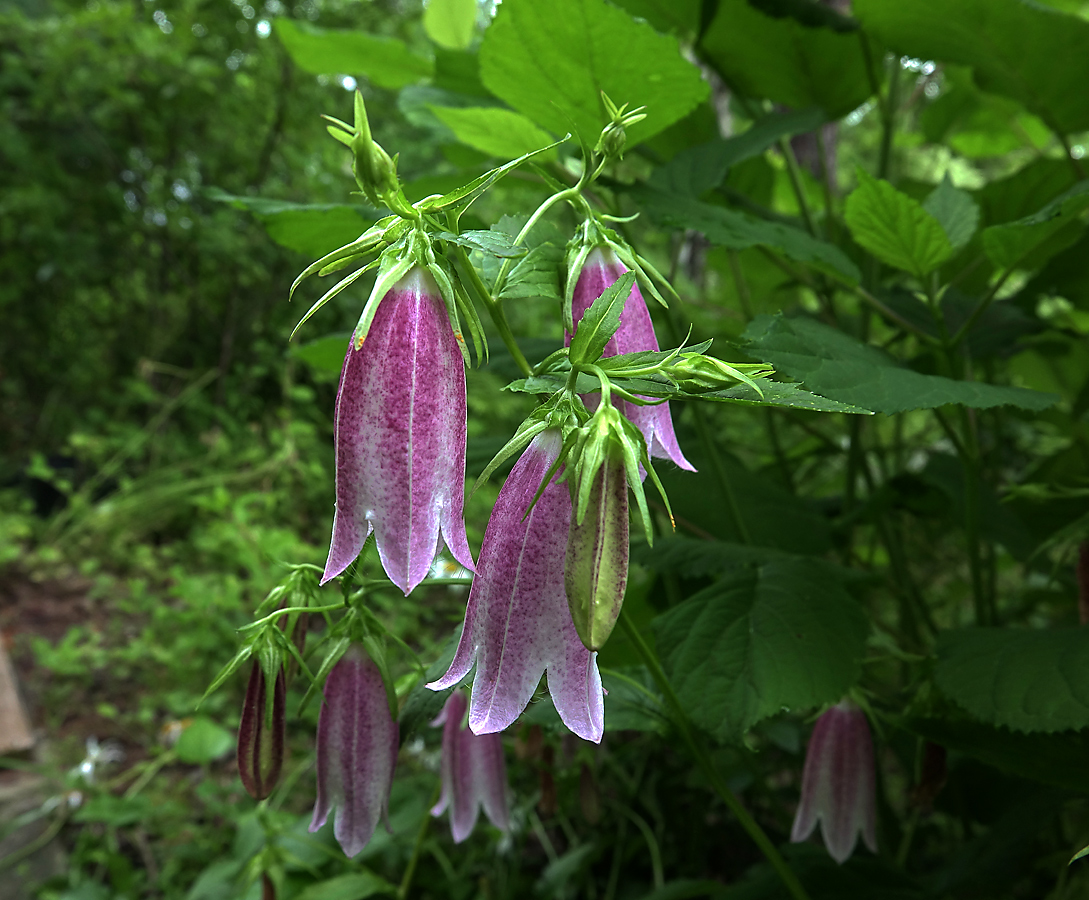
[568, 249, 695, 472]
[791, 700, 877, 864]
[322, 269, 475, 594]
[309, 652, 399, 858]
[431, 691, 510, 843]
[427, 431, 604, 743]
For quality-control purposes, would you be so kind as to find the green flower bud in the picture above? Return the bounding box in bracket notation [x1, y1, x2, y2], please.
[565, 449, 629, 651]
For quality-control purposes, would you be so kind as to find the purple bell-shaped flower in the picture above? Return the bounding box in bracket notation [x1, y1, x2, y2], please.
[568, 248, 694, 473]
[322, 268, 475, 595]
[427, 429, 605, 743]
[431, 690, 510, 843]
[791, 699, 878, 864]
[309, 650, 399, 858]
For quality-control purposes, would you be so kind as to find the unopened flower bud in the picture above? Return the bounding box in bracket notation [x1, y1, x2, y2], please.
[596, 121, 627, 160]
[237, 661, 286, 801]
[565, 452, 629, 652]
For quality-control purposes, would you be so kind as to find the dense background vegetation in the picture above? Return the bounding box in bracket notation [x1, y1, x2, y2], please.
[4, 0, 1089, 897]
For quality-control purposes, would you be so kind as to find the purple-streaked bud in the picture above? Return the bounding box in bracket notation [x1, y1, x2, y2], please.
[427, 430, 605, 743]
[791, 699, 877, 864]
[309, 651, 399, 858]
[430, 691, 510, 843]
[568, 248, 694, 473]
[237, 662, 285, 801]
[322, 268, 475, 595]
[565, 453, 629, 651]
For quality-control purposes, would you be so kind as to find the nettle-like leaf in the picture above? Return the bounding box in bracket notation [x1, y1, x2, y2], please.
[423, 0, 477, 50]
[935, 628, 1089, 733]
[275, 19, 434, 89]
[700, 0, 872, 119]
[655, 558, 869, 739]
[429, 106, 559, 161]
[844, 170, 953, 279]
[854, 0, 1089, 134]
[478, 0, 708, 146]
[743, 315, 1059, 414]
[923, 176, 979, 253]
[981, 180, 1089, 271]
[639, 190, 860, 285]
[649, 106, 826, 198]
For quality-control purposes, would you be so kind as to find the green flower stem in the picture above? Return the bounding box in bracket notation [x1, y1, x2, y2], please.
[777, 136, 818, 238]
[241, 602, 346, 633]
[455, 246, 533, 378]
[397, 785, 439, 900]
[491, 187, 579, 298]
[617, 614, 812, 900]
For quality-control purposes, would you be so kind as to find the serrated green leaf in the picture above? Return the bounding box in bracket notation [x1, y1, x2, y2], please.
[478, 0, 708, 146]
[650, 107, 826, 198]
[655, 558, 869, 738]
[275, 20, 434, 89]
[844, 170, 953, 279]
[437, 229, 525, 259]
[422, 0, 477, 50]
[923, 176, 979, 252]
[639, 189, 860, 284]
[981, 179, 1089, 270]
[936, 627, 1089, 733]
[569, 271, 636, 367]
[430, 106, 558, 161]
[743, 315, 1059, 413]
[701, 0, 873, 119]
[498, 243, 563, 302]
[854, 0, 1089, 134]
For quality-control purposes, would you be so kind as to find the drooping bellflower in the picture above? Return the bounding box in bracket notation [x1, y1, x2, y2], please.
[568, 248, 694, 472]
[791, 699, 878, 864]
[322, 268, 475, 595]
[310, 651, 399, 858]
[427, 430, 605, 743]
[431, 690, 510, 843]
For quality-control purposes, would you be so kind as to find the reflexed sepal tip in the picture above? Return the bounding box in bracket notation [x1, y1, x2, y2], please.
[310, 651, 399, 858]
[431, 690, 510, 843]
[237, 661, 286, 801]
[791, 699, 878, 864]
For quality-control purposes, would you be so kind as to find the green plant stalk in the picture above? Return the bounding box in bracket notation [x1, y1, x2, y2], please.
[397, 787, 438, 900]
[617, 614, 812, 900]
[777, 137, 818, 238]
[455, 246, 533, 378]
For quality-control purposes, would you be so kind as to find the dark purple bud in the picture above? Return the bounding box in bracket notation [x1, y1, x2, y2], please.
[237, 661, 286, 801]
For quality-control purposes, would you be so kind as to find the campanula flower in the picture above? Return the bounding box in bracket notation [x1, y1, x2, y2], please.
[310, 651, 399, 858]
[431, 690, 510, 843]
[322, 268, 475, 595]
[427, 430, 605, 743]
[568, 248, 694, 472]
[237, 661, 285, 800]
[791, 699, 878, 864]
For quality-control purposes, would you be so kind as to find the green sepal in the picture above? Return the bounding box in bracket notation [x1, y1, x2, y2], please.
[568, 270, 637, 367]
[289, 260, 379, 341]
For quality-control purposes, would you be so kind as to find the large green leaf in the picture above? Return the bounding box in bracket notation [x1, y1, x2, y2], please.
[981, 180, 1089, 270]
[854, 0, 1089, 134]
[639, 190, 860, 284]
[423, 0, 477, 50]
[743, 315, 1059, 414]
[649, 107, 827, 198]
[907, 715, 1089, 793]
[700, 0, 873, 119]
[478, 0, 708, 146]
[935, 627, 1089, 733]
[844, 170, 953, 279]
[205, 189, 377, 257]
[923, 177, 979, 253]
[430, 106, 558, 161]
[275, 20, 433, 89]
[655, 558, 868, 739]
[295, 873, 395, 900]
